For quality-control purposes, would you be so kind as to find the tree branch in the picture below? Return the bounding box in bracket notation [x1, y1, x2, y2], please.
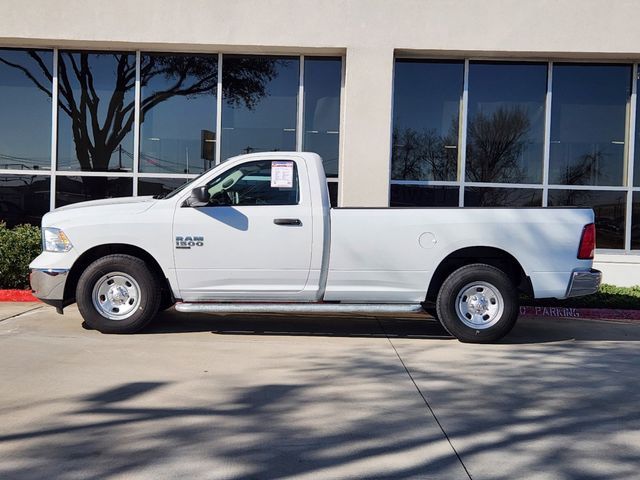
[0, 57, 52, 98]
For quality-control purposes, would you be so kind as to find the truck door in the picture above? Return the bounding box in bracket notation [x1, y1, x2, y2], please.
[172, 158, 314, 301]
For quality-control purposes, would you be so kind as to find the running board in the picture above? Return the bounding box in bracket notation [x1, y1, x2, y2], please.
[175, 302, 424, 315]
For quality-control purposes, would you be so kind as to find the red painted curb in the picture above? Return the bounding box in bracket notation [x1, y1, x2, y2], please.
[0, 290, 39, 302]
[520, 305, 640, 322]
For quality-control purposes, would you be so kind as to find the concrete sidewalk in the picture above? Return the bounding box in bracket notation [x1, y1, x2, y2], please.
[0, 304, 638, 479]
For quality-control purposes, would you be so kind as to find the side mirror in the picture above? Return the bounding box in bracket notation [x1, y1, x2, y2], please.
[182, 186, 209, 207]
[192, 186, 209, 204]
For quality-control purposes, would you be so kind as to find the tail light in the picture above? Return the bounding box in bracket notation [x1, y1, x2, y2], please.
[577, 223, 596, 260]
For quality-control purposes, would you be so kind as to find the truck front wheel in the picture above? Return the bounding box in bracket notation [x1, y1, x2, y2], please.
[436, 263, 518, 343]
[76, 254, 161, 334]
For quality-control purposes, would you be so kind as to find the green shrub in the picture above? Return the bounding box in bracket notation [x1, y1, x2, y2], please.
[525, 284, 640, 310]
[0, 223, 42, 289]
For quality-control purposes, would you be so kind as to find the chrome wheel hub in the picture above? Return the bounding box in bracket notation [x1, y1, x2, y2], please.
[92, 272, 141, 320]
[455, 281, 504, 329]
[107, 285, 129, 305]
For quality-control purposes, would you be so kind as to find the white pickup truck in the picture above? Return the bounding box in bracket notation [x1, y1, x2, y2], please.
[30, 152, 601, 343]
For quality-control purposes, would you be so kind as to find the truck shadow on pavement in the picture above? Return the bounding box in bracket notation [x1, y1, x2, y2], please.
[144, 309, 640, 344]
[147, 310, 452, 339]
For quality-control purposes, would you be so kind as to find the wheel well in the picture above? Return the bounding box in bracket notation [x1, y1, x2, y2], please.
[63, 244, 173, 304]
[425, 247, 532, 302]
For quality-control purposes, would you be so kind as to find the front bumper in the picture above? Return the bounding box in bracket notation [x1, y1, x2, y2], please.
[565, 268, 602, 298]
[30, 268, 69, 309]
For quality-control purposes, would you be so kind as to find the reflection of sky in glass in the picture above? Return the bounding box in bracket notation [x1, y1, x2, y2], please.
[393, 60, 463, 137]
[0, 49, 52, 171]
[304, 57, 341, 177]
[550, 64, 631, 186]
[467, 62, 547, 184]
[392, 60, 463, 181]
[57, 52, 135, 172]
[140, 54, 217, 174]
[221, 56, 298, 161]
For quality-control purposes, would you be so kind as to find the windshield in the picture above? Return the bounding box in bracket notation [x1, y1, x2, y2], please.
[155, 167, 216, 200]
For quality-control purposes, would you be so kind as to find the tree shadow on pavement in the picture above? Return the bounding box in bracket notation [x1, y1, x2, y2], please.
[1, 313, 639, 479]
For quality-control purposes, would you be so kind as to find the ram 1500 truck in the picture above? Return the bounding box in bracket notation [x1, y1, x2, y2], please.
[30, 152, 601, 343]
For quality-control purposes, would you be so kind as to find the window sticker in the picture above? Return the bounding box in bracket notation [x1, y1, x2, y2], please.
[271, 161, 294, 188]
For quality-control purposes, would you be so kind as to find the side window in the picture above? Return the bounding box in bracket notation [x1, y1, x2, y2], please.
[205, 160, 299, 206]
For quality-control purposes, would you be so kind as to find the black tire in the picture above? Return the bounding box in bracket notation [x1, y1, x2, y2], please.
[76, 254, 161, 334]
[436, 263, 518, 343]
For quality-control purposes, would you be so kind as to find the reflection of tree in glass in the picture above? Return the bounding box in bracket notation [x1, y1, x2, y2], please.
[555, 151, 605, 186]
[391, 117, 458, 181]
[466, 106, 530, 184]
[0, 52, 279, 173]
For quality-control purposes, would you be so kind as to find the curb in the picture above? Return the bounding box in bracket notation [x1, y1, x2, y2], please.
[519, 305, 640, 323]
[0, 290, 38, 302]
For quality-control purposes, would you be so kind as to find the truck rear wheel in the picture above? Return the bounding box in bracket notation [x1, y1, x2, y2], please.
[436, 263, 518, 343]
[76, 254, 161, 334]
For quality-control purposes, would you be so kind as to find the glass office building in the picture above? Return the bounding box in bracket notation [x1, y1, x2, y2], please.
[391, 59, 638, 251]
[0, 50, 341, 222]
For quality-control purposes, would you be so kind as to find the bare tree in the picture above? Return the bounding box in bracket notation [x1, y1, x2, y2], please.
[465, 106, 531, 184]
[0, 51, 279, 173]
[391, 117, 458, 181]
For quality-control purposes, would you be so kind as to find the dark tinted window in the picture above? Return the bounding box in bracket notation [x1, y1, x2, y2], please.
[304, 57, 341, 177]
[392, 60, 463, 181]
[548, 189, 626, 249]
[139, 53, 218, 174]
[634, 79, 640, 187]
[632, 193, 640, 249]
[55, 176, 133, 207]
[204, 160, 299, 206]
[0, 49, 53, 171]
[464, 187, 542, 207]
[138, 177, 190, 197]
[549, 64, 631, 186]
[327, 181, 338, 207]
[57, 51, 136, 172]
[221, 56, 298, 161]
[390, 185, 459, 207]
[0, 175, 50, 226]
[466, 62, 546, 184]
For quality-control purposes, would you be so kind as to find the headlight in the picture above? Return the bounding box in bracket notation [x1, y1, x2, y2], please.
[43, 228, 73, 252]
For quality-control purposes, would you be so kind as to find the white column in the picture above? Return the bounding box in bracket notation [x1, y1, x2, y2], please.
[338, 47, 394, 207]
[49, 49, 58, 210]
[132, 51, 141, 195]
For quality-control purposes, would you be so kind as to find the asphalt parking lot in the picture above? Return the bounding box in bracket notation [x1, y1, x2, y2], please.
[0, 303, 639, 480]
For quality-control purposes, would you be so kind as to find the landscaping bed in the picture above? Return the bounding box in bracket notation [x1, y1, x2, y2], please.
[524, 284, 640, 310]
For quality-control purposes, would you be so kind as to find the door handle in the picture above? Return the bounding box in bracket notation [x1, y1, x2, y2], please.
[274, 218, 302, 226]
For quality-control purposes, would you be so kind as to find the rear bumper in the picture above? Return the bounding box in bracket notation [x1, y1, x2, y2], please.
[30, 268, 69, 308]
[565, 268, 602, 298]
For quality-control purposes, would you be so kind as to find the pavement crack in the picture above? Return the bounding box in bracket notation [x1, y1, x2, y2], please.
[0, 306, 44, 323]
[376, 318, 473, 480]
